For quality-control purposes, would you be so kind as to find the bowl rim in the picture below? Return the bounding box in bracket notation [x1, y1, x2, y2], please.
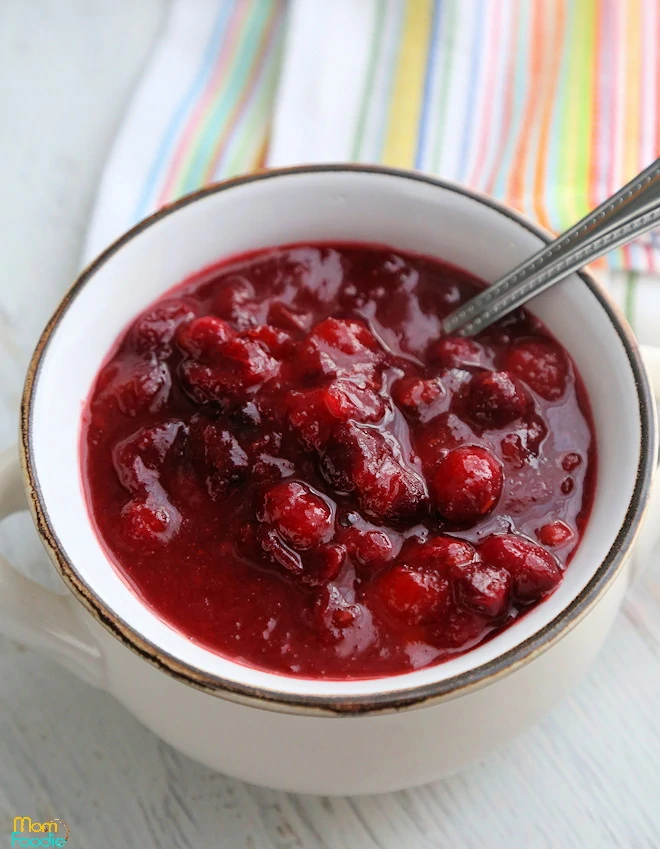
[20, 163, 657, 716]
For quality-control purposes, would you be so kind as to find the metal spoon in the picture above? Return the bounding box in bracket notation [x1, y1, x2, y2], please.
[441, 158, 660, 337]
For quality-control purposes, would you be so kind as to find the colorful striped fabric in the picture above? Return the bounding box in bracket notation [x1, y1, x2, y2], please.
[84, 0, 660, 281]
[270, 0, 660, 272]
[84, 0, 286, 261]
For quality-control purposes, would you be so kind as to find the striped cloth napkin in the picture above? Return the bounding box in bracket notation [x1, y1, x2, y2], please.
[83, 0, 660, 345]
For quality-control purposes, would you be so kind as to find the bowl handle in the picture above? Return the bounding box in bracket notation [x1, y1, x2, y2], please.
[641, 345, 660, 403]
[0, 447, 105, 688]
[630, 346, 660, 583]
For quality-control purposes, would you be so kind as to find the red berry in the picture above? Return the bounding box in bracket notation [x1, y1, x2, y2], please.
[503, 339, 568, 401]
[306, 543, 347, 585]
[245, 324, 294, 358]
[429, 337, 481, 368]
[120, 494, 180, 548]
[177, 315, 234, 360]
[131, 299, 196, 358]
[413, 414, 464, 472]
[439, 608, 490, 649]
[180, 337, 278, 403]
[479, 534, 562, 603]
[321, 379, 384, 422]
[466, 370, 531, 427]
[378, 564, 450, 625]
[212, 275, 257, 329]
[113, 420, 187, 493]
[287, 380, 384, 449]
[259, 480, 334, 550]
[114, 361, 172, 416]
[342, 523, 395, 569]
[411, 536, 477, 572]
[178, 361, 223, 405]
[188, 417, 249, 501]
[223, 337, 279, 386]
[451, 561, 511, 618]
[430, 446, 503, 523]
[315, 317, 379, 353]
[296, 318, 381, 382]
[353, 529, 394, 568]
[393, 376, 447, 422]
[536, 521, 574, 547]
[320, 423, 427, 523]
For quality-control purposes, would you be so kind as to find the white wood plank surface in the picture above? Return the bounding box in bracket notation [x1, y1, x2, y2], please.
[0, 2, 659, 846]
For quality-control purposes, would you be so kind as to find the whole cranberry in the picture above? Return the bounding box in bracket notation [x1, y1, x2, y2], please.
[259, 480, 334, 550]
[413, 414, 463, 470]
[503, 339, 568, 401]
[392, 376, 447, 422]
[296, 317, 381, 382]
[451, 561, 512, 618]
[245, 324, 294, 358]
[342, 523, 395, 569]
[119, 493, 180, 548]
[114, 361, 172, 417]
[429, 446, 503, 523]
[222, 337, 280, 388]
[131, 299, 197, 358]
[378, 564, 451, 625]
[315, 317, 378, 353]
[428, 337, 481, 368]
[177, 315, 234, 361]
[479, 533, 563, 602]
[439, 607, 490, 649]
[466, 370, 531, 427]
[212, 275, 257, 329]
[402, 535, 477, 574]
[113, 420, 187, 493]
[353, 529, 394, 568]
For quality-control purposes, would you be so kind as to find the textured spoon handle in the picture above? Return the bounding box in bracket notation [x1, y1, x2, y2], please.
[441, 157, 660, 337]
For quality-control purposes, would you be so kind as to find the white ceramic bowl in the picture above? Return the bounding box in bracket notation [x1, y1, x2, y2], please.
[1, 166, 659, 794]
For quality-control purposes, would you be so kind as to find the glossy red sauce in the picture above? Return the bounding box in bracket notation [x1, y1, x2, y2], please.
[81, 244, 596, 679]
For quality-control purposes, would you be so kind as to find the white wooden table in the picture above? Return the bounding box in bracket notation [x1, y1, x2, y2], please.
[1, 3, 659, 846]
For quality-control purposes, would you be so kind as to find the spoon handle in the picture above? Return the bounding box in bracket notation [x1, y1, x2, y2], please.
[441, 157, 660, 337]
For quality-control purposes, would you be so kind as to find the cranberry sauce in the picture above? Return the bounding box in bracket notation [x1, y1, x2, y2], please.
[82, 244, 596, 679]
